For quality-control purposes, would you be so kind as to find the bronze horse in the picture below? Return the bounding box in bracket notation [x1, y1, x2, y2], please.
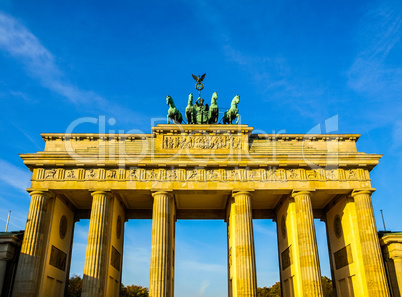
[166, 95, 183, 124]
[222, 95, 240, 124]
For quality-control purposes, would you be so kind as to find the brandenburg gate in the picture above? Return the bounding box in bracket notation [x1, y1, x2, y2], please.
[12, 124, 391, 297]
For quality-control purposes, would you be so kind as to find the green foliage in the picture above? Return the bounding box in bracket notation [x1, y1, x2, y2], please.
[65, 275, 82, 297]
[258, 276, 334, 297]
[65, 275, 333, 297]
[257, 282, 281, 297]
[321, 276, 335, 297]
[120, 284, 149, 297]
[65, 275, 149, 297]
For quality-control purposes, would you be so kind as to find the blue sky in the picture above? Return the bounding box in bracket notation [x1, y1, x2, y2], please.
[0, 0, 401, 296]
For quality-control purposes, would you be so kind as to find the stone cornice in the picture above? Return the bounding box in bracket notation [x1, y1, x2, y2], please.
[19, 152, 382, 170]
[380, 234, 402, 245]
[40, 132, 361, 142]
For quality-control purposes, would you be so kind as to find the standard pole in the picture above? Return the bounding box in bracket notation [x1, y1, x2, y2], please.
[5, 210, 11, 232]
[380, 209, 387, 231]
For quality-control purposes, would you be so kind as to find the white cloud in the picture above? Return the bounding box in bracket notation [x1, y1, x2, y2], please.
[177, 259, 226, 273]
[0, 159, 31, 192]
[392, 121, 402, 148]
[253, 221, 277, 237]
[0, 11, 147, 124]
[199, 280, 210, 296]
[347, 2, 402, 98]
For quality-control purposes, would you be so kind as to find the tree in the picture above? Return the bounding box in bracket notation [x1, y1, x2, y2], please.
[120, 284, 149, 297]
[65, 275, 149, 297]
[258, 276, 333, 297]
[257, 282, 281, 297]
[321, 276, 334, 297]
[65, 275, 82, 297]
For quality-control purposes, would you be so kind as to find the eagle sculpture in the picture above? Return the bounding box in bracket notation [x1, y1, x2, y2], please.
[192, 73, 206, 83]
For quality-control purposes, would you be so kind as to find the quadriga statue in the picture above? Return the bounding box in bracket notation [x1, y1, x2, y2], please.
[208, 92, 219, 124]
[222, 95, 240, 124]
[166, 95, 183, 124]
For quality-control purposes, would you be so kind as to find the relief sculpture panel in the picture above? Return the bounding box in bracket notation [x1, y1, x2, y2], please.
[35, 167, 367, 184]
[162, 135, 241, 150]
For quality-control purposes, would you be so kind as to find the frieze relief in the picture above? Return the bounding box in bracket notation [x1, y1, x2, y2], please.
[162, 135, 242, 150]
[37, 167, 367, 183]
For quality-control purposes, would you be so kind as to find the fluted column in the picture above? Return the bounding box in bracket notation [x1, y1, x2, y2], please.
[352, 190, 390, 296]
[292, 191, 323, 296]
[230, 192, 257, 297]
[12, 190, 49, 297]
[82, 191, 112, 297]
[393, 258, 402, 296]
[149, 192, 175, 297]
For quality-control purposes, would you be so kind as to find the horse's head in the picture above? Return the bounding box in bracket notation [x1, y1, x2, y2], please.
[166, 95, 172, 105]
[188, 93, 193, 105]
[211, 92, 218, 103]
[232, 94, 240, 105]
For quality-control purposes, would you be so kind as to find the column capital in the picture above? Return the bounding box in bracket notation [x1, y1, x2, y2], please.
[152, 191, 172, 198]
[351, 189, 375, 197]
[291, 190, 312, 198]
[90, 190, 112, 198]
[29, 190, 51, 198]
[232, 191, 253, 198]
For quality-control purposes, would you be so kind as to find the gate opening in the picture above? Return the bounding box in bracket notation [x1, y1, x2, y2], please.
[175, 220, 228, 297]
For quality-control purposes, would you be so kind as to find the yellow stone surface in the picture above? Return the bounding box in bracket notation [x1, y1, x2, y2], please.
[149, 192, 175, 297]
[14, 124, 391, 297]
[227, 192, 257, 297]
[380, 234, 402, 297]
[276, 191, 323, 297]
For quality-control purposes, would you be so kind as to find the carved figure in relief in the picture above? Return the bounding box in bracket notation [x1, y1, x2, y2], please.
[327, 169, 336, 180]
[166, 95, 183, 124]
[67, 170, 75, 179]
[87, 169, 97, 178]
[147, 169, 157, 180]
[167, 137, 173, 149]
[230, 136, 241, 149]
[179, 137, 187, 149]
[268, 169, 276, 180]
[307, 170, 317, 179]
[167, 169, 177, 180]
[107, 170, 116, 179]
[288, 169, 298, 179]
[347, 170, 357, 179]
[268, 168, 284, 181]
[208, 92, 219, 124]
[187, 169, 197, 180]
[227, 169, 237, 180]
[130, 169, 139, 179]
[222, 95, 240, 124]
[46, 169, 57, 179]
[249, 170, 260, 180]
[185, 93, 195, 124]
[207, 170, 220, 180]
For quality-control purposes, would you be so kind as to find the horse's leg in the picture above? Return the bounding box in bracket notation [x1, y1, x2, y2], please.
[236, 114, 240, 124]
[167, 114, 170, 124]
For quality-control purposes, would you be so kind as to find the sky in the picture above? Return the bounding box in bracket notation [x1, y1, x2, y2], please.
[0, 0, 401, 296]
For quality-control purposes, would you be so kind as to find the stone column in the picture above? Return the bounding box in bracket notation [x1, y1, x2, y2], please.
[12, 190, 49, 297]
[149, 192, 175, 297]
[352, 190, 390, 296]
[82, 191, 113, 297]
[292, 191, 323, 296]
[0, 259, 7, 294]
[228, 191, 257, 297]
[393, 258, 402, 296]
